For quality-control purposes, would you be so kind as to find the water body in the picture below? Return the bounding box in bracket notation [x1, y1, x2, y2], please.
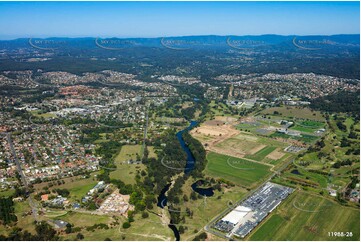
[157, 183, 171, 208]
[291, 169, 301, 175]
[158, 120, 210, 241]
[168, 220, 180, 241]
[191, 180, 214, 197]
[176, 120, 198, 174]
[156, 184, 180, 241]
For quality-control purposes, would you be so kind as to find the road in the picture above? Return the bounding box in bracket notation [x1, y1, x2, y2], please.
[141, 102, 150, 160]
[5, 132, 39, 221]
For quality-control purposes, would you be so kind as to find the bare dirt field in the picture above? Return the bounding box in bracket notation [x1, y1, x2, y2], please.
[249, 144, 267, 154]
[266, 148, 286, 160]
[204, 116, 239, 126]
[190, 118, 241, 155]
[192, 125, 228, 136]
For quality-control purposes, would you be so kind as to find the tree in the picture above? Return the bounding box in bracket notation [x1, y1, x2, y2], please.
[65, 223, 72, 234]
[141, 211, 149, 218]
[193, 232, 207, 241]
[122, 222, 131, 229]
[190, 191, 197, 200]
[76, 233, 84, 240]
[35, 221, 58, 241]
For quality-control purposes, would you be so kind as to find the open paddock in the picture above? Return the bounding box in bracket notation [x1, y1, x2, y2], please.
[248, 191, 360, 241]
[205, 152, 272, 188]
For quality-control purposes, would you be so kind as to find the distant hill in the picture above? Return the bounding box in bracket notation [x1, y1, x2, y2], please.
[0, 34, 359, 50]
[0, 34, 359, 79]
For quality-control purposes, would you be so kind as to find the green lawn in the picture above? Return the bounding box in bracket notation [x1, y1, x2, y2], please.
[249, 191, 360, 241]
[205, 152, 272, 188]
[67, 182, 98, 201]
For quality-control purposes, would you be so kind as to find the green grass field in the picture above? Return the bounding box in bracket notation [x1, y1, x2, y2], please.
[110, 145, 146, 184]
[260, 107, 325, 121]
[30, 110, 56, 119]
[33, 174, 99, 202]
[270, 132, 319, 144]
[114, 145, 142, 162]
[249, 191, 360, 241]
[246, 146, 277, 161]
[67, 181, 98, 201]
[54, 177, 98, 202]
[291, 120, 325, 133]
[205, 152, 272, 187]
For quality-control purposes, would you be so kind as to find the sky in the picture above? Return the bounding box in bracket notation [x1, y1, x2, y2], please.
[0, 1, 359, 39]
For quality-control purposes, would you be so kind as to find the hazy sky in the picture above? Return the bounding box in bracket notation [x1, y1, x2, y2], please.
[0, 1, 359, 39]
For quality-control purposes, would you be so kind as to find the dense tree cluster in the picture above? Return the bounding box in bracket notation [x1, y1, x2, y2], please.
[310, 91, 360, 115]
[0, 198, 17, 225]
[0, 222, 59, 241]
[182, 132, 207, 178]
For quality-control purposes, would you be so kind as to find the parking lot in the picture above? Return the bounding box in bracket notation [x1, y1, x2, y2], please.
[214, 182, 294, 239]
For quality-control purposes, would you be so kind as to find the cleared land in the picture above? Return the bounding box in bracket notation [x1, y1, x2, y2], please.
[248, 191, 360, 241]
[60, 210, 173, 241]
[190, 119, 240, 149]
[266, 148, 286, 160]
[214, 132, 288, 162]
[205, 152, 272, 188]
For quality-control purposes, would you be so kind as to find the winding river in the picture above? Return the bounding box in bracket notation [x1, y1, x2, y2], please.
[157, 120, 214, 240]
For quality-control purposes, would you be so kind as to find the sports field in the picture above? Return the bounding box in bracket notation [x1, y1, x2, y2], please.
[205, 152, 272, 187]
[249, 191, 360, 241]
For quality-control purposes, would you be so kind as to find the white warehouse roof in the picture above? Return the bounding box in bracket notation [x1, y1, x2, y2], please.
[221, 206, 252, 225]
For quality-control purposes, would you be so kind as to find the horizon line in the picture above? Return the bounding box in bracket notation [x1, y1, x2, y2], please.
[0, 33, 360, 41]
